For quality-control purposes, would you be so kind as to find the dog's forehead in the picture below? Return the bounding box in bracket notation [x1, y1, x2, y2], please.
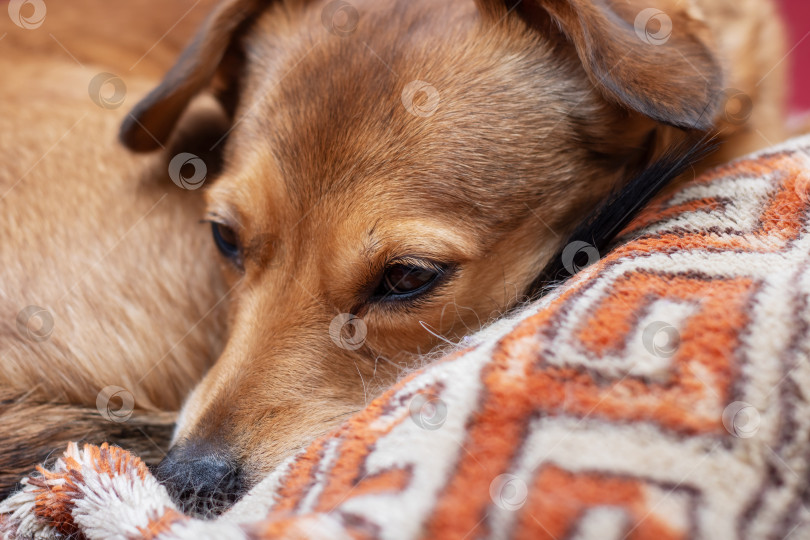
[222, 0, 590, 229]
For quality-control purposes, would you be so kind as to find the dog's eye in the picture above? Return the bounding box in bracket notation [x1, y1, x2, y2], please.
[211, 222, 241, 263]
[377, 264, 442, 298]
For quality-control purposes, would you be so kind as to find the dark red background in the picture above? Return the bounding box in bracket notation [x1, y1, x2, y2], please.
[780, 0, 810, 112]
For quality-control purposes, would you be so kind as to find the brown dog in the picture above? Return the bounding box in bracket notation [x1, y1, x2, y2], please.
[113, 0, 788, 515]
[0, 0, 229, 494]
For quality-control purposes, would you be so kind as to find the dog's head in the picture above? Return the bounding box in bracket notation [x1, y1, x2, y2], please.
[122, 0, 723, 516]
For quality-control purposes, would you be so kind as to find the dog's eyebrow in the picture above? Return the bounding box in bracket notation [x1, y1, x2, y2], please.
[361, 223, 383, 259]
[359, 220, 480, 267]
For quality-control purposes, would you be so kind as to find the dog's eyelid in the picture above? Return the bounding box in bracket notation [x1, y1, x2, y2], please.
[201, 217, 227, 227]
[385, 256, 450, 271]
[204, 211, 231, 225]
[204, 202, 245, 228]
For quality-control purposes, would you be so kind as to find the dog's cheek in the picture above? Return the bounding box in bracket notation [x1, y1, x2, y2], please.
[217, 259, 244, 284]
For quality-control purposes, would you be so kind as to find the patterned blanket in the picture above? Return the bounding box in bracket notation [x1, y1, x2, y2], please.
[3, 135, 810, 539]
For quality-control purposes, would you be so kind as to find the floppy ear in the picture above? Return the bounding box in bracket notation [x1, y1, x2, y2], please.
[475, 0, 723, 131]
[120, 0, 265, 152]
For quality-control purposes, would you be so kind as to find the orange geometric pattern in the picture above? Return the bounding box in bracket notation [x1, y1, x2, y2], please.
[514, 466, 686, 540]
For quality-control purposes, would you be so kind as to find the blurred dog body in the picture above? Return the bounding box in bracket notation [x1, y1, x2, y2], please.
[0, 1, 225, 495]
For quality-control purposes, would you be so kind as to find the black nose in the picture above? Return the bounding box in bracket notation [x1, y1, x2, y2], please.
[154, 443, 244, 518]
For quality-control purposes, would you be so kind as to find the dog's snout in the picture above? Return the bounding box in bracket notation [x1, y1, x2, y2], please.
[154, 444, 244, 518]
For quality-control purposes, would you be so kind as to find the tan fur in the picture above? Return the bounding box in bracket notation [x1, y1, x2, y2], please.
[0, 388, 175, 493]
[0, 1, 224, 495]
[0, 0, 790, 509]
[122, 0, 789, 496]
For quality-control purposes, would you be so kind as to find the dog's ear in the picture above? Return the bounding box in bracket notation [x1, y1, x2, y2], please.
[120, 0, 265, 152]
[475, 0, 723, 130]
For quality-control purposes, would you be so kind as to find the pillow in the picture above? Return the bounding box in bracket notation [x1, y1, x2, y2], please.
[3, 135, 810, 540]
